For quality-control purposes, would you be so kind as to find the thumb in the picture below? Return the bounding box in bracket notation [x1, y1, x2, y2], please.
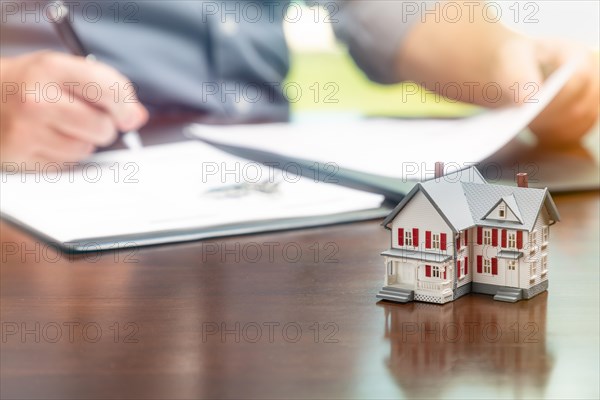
[494, 38, 544, 106]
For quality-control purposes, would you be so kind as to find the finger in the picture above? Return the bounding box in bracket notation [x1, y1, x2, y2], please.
[529, 54, 599, 146]
[534, 38, 586, 76]
[34, 52, 149, 131]
[44, 97, 118, 147]
[35, 129, 95, 163]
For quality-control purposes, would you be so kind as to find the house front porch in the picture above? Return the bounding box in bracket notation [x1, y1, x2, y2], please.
[380, 249, 455, 304]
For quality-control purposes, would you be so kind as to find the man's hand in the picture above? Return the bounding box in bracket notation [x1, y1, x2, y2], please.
[483, 36, 598, 147]
[528, 40, 599, 147]
[396, 1, 599, 147]
[0, 51, 149, 166]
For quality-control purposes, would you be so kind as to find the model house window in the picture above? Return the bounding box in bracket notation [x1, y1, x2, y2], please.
[529, 231, 537, 253]
[460, 260, 465, 276]
[483, 258, 491, 274]
[508, 260, 517, 271]
[388, 263, 393, 276]
[542, 226, 549, 247]
[483, 230, 491, 245]
[432, 266, 440, 278]
[508, 232, 516, 249]
[404, 231, 413, 247]
[530, 230, 537, 244]
[432, 233, 440, 249]
[541, 255, 548, 275]
[498, 204, 506, 219]
[530, 261, 537, 277]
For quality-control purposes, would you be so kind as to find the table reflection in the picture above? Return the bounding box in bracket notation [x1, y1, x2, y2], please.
[379, 293, 552, 398]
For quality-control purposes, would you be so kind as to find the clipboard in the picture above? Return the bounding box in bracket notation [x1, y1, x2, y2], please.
[0, 141, 393, 252]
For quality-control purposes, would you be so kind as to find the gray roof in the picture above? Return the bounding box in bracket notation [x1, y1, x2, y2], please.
[482, 194, 523, 223]
[462, 183, 560, 230]
[382, 166, 560, 233]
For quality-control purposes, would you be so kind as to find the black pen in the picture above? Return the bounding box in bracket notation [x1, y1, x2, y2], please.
[47, 0, 143, 150]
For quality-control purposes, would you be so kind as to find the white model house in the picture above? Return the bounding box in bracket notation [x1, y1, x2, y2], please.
[378, 165, 560, 304]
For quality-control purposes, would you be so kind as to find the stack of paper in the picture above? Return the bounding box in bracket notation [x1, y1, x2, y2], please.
[188, 59, 578, 180]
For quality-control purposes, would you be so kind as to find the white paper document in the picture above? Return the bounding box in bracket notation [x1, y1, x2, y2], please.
[189, 59, 578, 179]
[0, 142, 384, 250]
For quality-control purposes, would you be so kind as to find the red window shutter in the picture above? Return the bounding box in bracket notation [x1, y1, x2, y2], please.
[425, 265, 431, 277]
[443, 268, 447, 280]
[412, 228, 419, 248]
[465, 257, 468, 274]
[501, 229, 507, 248]
[492, 257, 498, 275]
[425, 231, 431, 249]
[477, 256, 482, 273]
[517, 231, 523, 249]
[441, 233, 447, 250]
[464, 230, 468, 246]
[457, 260, 461, 278]
[456, 236, 460, 250]
[477, 227, 483, 245]
[492, 229, 498, 247]
[398, 228, 404, 246]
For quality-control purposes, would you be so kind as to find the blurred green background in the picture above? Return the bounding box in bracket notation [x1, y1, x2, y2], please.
[285, 47, 479, 117]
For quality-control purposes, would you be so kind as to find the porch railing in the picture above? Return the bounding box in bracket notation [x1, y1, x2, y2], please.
[417, 281, 451, 291]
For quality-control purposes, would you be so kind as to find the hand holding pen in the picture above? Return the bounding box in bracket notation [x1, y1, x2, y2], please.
[0, 3, 148, 167]
[47, 0, 147, 150]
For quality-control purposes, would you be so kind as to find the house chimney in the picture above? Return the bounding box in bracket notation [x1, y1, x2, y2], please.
[517, 172, 528, 188]
[434, 162, 444, 179]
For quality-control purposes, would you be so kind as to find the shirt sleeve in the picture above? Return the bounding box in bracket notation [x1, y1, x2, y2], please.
[313, 0, 432, 84]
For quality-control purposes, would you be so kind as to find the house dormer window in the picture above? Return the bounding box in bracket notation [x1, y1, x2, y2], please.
[404, 230, 413, 247]
[498, 204, 506, 219]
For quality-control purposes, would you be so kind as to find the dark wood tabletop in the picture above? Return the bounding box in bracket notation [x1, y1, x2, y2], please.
[1, 191, 599, 400]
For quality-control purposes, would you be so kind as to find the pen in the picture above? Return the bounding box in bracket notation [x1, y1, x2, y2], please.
[204, 179, 281, 198]
[47, 1, 143, 150]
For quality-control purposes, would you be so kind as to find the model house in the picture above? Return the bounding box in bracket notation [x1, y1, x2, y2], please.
[378, 164, 559, 304]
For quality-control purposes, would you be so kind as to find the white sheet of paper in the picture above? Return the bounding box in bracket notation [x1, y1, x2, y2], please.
[189, 59, 578, 179]
[0, 141, 384, 244]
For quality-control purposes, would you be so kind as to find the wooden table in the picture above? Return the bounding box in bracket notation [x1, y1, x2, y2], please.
[1, 192, 598, 399]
